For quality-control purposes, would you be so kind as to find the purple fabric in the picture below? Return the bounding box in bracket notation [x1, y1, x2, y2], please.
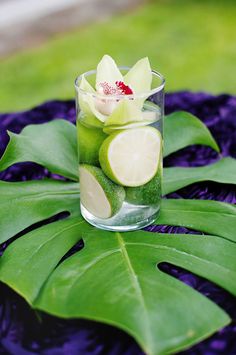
[0, 92, 236, 355]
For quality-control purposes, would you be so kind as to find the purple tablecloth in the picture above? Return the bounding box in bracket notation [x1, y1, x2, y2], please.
[0, 92, 236, 355]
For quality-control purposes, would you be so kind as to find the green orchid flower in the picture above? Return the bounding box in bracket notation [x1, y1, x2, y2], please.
[78, 55, 153, 126]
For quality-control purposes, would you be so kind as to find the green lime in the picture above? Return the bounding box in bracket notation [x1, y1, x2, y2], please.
[125, 169, 162, 205]
[77, 121, 107, 166]
[79, 164, 125, 219]
[99, 127, 162, 187]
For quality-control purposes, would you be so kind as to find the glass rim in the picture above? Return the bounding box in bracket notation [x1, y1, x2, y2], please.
[74, 66, 165, 100]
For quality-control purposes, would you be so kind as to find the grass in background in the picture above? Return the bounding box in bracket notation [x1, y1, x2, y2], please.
[0, 0, 236, 112]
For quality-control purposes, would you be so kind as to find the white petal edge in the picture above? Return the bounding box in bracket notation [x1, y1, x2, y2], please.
[96, 55, 123, 90]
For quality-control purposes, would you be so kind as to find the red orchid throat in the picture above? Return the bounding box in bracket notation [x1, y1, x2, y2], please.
[99, 81, 133, 96]
[115, 81, 133, 95]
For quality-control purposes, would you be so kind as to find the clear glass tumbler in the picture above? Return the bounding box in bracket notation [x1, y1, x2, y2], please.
[75, 68, 165, 231]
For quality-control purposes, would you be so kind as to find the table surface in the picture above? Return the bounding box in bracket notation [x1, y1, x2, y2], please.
[0, 92, 236, 355]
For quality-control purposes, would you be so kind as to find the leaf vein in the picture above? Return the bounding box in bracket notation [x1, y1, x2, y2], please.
[116, 232, 152, 345]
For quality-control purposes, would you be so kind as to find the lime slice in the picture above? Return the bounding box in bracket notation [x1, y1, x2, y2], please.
[80, 164, 125, 219]
[77, 122, 107, 166]
[125, 168, 162, 205]
[99, 127, 162, 187]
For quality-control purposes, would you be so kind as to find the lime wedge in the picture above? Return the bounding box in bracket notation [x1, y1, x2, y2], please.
[77, 122, 107, 165]
[99, 127, 162, 187]
[80, 164, 125, 219]
[125, 169, 162, 205]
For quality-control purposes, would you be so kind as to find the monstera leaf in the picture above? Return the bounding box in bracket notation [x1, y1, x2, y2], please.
[0, 112, 236, 355]
[1, 217, 236, 355]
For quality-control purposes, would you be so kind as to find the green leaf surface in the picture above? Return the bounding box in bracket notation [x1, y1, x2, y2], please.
[157, 199, 236, 243]
[163, 157, 236, 195]
[0, 179, 80, 244]
[0, 119, 78, 181]
[1, 217, 235, 355]
[163, 111, 220, 157]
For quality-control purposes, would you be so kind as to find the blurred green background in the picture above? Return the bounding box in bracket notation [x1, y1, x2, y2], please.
[0, 0, 235, 112]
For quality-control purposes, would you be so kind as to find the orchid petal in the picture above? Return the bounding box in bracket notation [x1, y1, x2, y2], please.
[78, 75, 95, 115]
[79, 74, 95, 93]
[103, 114, 156, 133]
[78, 75, 107, 122]
[96, 55, 123, 90]
[124, 57, 152, 93]
[104, 98, 143, 126]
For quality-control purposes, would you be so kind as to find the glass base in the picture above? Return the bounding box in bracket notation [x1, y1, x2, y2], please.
[81, 202, 160, 232]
